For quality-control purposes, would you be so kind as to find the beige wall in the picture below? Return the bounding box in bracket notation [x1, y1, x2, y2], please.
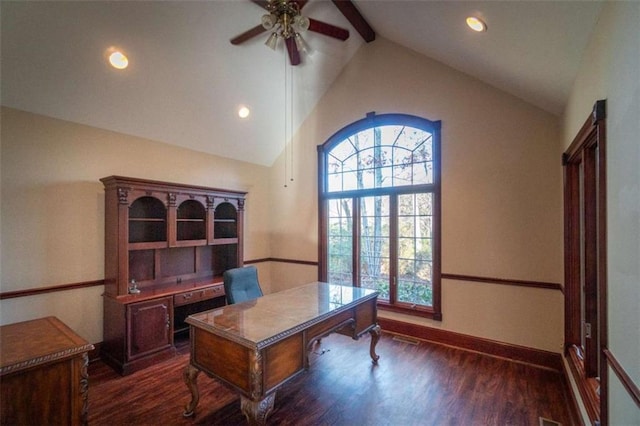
[2, 36, 567, 356]
[563, 2, 640, 424]
[268, 37, 565, 353]
[0, 107, 271, 343]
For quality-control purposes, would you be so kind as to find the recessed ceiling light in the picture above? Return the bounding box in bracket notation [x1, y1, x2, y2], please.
[108, 51, 129, 69]
[466, 16, 487, 32]
[238, 105, 251, 119]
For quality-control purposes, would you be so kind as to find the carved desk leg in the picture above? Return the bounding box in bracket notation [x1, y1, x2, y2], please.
[369, 324, 381, 364]
[80, 352, 90, 426]
[240, 393, 276, 426]
[183, 364, 201, 417]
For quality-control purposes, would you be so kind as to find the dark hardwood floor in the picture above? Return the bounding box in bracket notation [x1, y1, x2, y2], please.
[88, 333, 576, 425]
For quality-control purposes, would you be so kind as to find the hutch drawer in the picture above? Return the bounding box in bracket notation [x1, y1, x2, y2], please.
[174, 284, 224, 307]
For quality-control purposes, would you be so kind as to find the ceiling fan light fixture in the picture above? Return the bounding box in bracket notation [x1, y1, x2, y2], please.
[293, 15, 310, 32]
[261, 14, 277, 30]
[294, 32, 308, 53]
[265, 32, 279, 50]
[466, 16, 487, 32]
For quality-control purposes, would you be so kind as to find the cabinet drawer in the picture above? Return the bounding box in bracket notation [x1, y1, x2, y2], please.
[174, 285, 224, 307]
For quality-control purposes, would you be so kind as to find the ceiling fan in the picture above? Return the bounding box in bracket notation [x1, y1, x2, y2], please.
[230, 0, 375, 66]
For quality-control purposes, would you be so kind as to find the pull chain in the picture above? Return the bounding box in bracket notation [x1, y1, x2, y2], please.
[290, 62, 294, 183]
[284, 51, 288, 188]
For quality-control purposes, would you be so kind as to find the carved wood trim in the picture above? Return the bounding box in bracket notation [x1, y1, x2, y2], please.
[249, 349, 264, 400]
[80, 352, 90, 425]
[0, 343, 95, 375]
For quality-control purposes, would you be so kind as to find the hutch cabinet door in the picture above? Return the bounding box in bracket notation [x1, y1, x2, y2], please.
[127, 297, 173, 359]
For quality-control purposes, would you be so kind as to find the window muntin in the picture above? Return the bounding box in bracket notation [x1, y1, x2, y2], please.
[319, 113, 441, 319]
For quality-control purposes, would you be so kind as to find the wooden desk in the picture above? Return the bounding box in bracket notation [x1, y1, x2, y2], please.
[0, 316, 94, 426]
[183, 282, 380, 424]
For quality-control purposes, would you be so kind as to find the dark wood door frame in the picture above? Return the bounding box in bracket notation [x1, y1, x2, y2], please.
[562, 99, 607, 424]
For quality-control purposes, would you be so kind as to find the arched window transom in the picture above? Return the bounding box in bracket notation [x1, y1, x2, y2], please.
[327, 125, 434, 192]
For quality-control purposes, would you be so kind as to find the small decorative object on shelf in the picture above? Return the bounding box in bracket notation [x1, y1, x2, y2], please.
[128, 279, 141, 294]
[100, 176, 247, 375]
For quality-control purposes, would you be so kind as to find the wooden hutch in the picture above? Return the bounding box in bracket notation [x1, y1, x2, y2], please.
[100, 176, 246, 375]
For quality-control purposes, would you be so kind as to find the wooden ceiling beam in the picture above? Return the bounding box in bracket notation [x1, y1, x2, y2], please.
[331, 0, 375, 42]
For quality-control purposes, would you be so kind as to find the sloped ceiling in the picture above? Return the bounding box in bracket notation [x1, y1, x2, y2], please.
[1, 1, 602, 166]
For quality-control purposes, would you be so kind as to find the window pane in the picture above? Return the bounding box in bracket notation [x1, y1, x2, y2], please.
[393, 162, 413, 187]
[360, 196, 390, 301]
[416, 238, 432, 261]
[393, 147, 413, 166]
[398, 216, 414, 238]
[416, 193, 433, 215]
[360, 169, 374, 189]
[413, 161, 429, 184]
[327, 156, 342, 174]
[342, 171, 358, 191]
[327, 198, 353, 286]
[413, 135, 433, 161]
[330, 139, 356, 162]
[397, 193, 433, 307]
[418, 217, 433, 238]
[398, 279, 433, 306]
[353, 129, 374, 151]
[342, 152, 358, 172]
[327, 172, 343, 192]
[399, 237, 415, 259]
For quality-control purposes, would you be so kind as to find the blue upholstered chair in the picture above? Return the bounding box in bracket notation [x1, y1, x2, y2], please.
[223, 266, 263, 304]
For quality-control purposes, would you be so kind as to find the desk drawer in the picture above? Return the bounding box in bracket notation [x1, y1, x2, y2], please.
[174, 285, 224, 307]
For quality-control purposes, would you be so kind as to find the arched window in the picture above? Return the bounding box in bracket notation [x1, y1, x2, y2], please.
[318, 112, 442, 319]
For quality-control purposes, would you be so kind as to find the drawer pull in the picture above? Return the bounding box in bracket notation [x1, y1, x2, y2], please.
[182, 293, 193, 300]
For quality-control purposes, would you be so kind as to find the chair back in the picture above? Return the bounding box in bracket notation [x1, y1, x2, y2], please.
[223, 266, 263, 304]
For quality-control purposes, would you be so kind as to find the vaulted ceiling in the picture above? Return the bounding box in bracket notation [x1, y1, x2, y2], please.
[1, 1, 603, 166]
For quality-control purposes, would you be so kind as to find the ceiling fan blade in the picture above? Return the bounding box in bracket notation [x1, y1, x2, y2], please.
[331, 0, 375, 42]
[230, 25, 268, 45]
[285, 37, 301, 66]
[250, 0, 270, 10]
[293, 0, 309, 9]
[308, 18, 349, 41]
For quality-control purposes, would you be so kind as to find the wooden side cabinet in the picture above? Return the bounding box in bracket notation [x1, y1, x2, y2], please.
[100, 176, 245, 375]
[0, 317, 94, 426]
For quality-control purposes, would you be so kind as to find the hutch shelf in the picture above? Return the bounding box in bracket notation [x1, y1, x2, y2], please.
[100, 176, 246, 375]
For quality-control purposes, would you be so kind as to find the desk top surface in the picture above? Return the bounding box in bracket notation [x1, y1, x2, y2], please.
[0, 316, 94, 375]
[186, 282, 377, 347]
